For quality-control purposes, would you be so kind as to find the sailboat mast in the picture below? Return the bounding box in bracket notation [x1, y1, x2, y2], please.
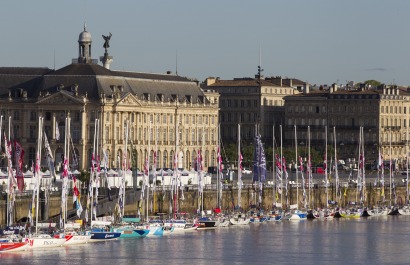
[272, 125, 276, 206]
[217, 123, 221, 209]
[294, 125, 298, 209]
[333, 126, 339, 203]
[201, 125, 205, 212]
[356, 127, 361, 204]
[147, 121, 151, 222]
[389, 129, 392, 206]
[407, 124, 409, 204]
[35, 117, 43, 234]
[90, 119, 98, 223]
[238, 124, 242, 209]
[308, 125, 311, 209]
[123, 120, 129, 218]
[325, 126, 328, 209]
[362, 126, 366, 205]
[280, 125, 283, 208]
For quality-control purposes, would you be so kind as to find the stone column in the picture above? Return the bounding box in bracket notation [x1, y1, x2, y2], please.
[52, 113, 56, 140]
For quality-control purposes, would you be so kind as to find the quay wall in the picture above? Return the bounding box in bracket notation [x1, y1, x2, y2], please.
[0, 184, 405, 224]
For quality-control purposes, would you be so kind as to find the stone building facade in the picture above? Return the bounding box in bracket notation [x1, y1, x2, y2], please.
[0, 27, 219, 171]
[201, 76, 303, 145]
[284, 85, 410, 164]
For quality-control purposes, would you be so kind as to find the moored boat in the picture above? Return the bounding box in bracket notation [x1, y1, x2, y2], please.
[61, 231, 91, 245]
[0, 236, 29, 252]
[196, 217, 219, 229]
[24, 234, 66, 249]
[229, 214, 250, 225]
[89, 226, 121, 242]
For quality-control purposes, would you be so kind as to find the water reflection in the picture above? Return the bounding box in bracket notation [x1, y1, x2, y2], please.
[3, 216, 410, 265]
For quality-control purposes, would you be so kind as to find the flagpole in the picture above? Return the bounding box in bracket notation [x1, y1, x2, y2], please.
[280, 125, 283, 209]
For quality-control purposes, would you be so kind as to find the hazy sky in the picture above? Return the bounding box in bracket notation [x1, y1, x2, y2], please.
[1, 0, 410, 86]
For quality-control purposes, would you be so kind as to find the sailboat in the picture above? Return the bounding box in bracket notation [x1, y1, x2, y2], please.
[24, 116, 67, 248]
[88, 119, 121, 242]
[289, 125, 307, 221]
[55, 116, 91, 245]
[230, 124, 250, 226]
[0, 116, 29, 252]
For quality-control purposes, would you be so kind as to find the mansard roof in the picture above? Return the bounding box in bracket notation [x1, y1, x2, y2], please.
[0, 63, 207, 103]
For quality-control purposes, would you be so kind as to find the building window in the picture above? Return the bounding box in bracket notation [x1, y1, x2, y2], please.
[73, 126, 80, 142]
[29, 125, 36, 140]
[13, 125, 19, 138]
[30, 111, 37, 121]
[28, 147, 36, 164]
[13, 111, 19, 121]
[105, 127, 110, 141]
[74, 112, 81, 122]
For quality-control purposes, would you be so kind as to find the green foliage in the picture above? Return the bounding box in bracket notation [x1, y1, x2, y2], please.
[363, 80, 382, 87]
[78, 170, 90, 183]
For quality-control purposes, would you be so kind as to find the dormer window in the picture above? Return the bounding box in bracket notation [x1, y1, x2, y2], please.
[185, 95, 192, 103]
[157, 93, 164, 102]
[143, 93, 150, 101]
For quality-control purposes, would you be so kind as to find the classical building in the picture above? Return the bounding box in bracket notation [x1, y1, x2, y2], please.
[0, 26, 219, 171]
[201, 75, 303, 145]
[284, 85, 410, 164]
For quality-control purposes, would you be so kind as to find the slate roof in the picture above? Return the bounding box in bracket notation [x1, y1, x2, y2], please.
[0, 63, 207, 103]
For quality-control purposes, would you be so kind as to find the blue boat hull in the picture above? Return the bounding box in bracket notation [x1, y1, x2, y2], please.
[90, 232, 121, 241]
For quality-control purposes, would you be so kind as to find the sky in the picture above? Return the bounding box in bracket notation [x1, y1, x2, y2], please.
[1, 0, 410, 86]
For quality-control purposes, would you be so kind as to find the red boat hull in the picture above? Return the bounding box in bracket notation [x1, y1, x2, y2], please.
[0, 242, 28, 252]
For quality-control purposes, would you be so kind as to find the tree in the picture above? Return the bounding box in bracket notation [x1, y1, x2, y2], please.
[363, 80, 382, 87]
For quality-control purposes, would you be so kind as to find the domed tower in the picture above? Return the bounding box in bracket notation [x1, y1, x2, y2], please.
[77, 24, 92, 64]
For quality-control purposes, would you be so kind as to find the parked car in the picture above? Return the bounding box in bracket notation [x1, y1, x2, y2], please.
[242, 168, 252, 174]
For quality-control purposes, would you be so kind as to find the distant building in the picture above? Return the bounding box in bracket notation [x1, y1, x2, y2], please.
[201, 75, 303, 145]
[284, 84, 410, 164]
[0, 26, 219, 171]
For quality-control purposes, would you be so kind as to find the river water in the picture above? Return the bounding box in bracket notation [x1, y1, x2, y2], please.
[2, 215, 410, 265]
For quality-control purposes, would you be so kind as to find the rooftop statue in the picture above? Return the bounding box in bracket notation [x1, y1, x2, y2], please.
[102, 32, 112, 50]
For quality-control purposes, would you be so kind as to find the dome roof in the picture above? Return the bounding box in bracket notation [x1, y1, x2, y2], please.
[79, 30, 92, 43]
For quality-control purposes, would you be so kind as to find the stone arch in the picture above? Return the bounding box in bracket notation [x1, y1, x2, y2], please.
[163, 150, 168, 168]
[178, 150, 184, 169]
[186, 150, 191, 170]
[116, 149, 122, 169]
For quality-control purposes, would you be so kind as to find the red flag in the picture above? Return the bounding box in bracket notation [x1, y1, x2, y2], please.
[14, 141, 25, 191]
[73, 177, 80, 198]
[239, 153, 243, 170]
[153, 151, 157, 170]
[144, 157, 149, 175]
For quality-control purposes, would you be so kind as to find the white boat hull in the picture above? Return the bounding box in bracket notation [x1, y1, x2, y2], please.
[64, 235, 91, 245]
[25, 237, 66, 249]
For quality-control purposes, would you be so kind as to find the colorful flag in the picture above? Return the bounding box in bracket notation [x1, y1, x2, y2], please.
[217, 147, 222, 172]
[239, 153, 243, 171]
[14, 140, 24, 192]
